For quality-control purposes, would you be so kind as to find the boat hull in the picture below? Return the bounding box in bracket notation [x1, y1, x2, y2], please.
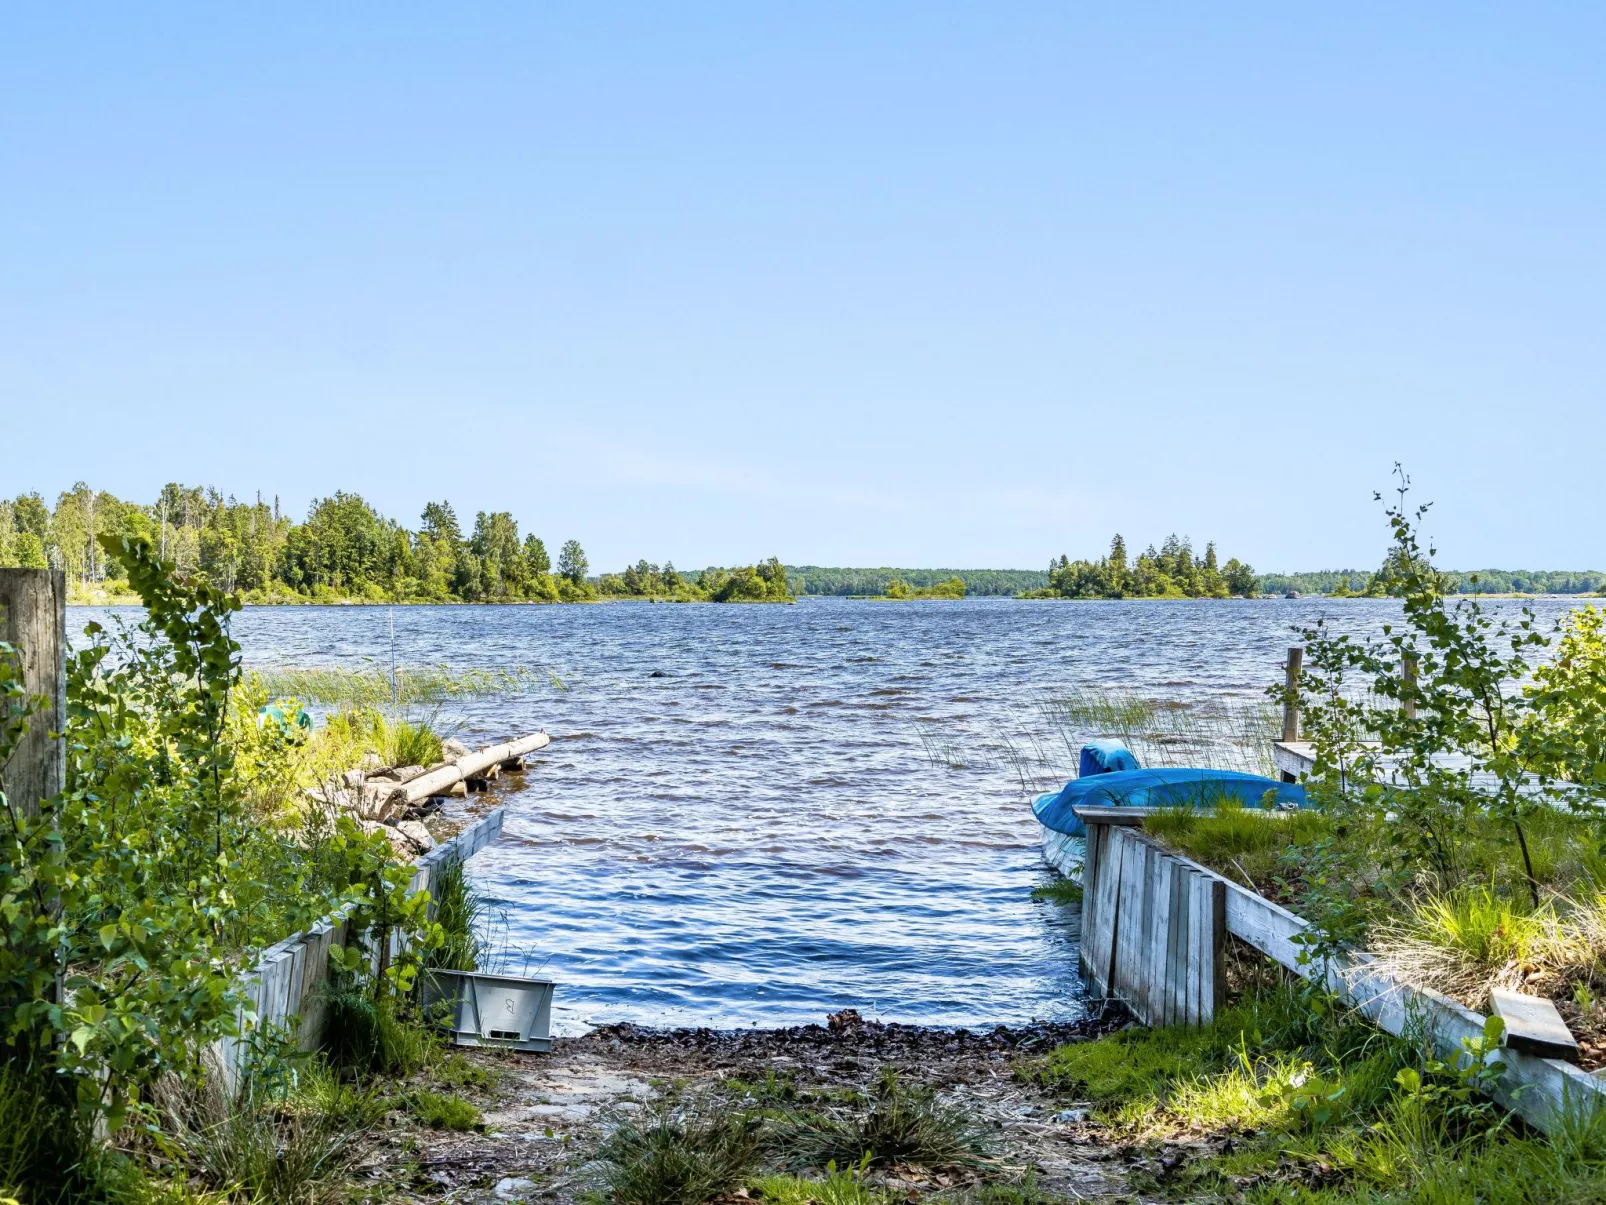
[1040, 823, 1085, 883]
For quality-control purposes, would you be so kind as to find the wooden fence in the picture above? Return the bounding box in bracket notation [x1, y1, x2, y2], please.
[1072, 803, 1606, 1135]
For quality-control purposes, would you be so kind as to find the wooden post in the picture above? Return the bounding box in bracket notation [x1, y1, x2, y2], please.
[1280, 647, 1303, 742]
[1403, 654, 1418, 720]
[0, 569, 67, 816]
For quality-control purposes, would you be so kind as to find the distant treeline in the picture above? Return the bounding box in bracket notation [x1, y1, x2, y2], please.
[1261, 568, 1605, 596]
[785, 566, 1048, 596]
[0, 483, 792, 604]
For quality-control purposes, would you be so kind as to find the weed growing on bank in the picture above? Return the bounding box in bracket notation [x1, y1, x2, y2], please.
[774, 1069, 993, 1172]
[585, 1097, 764, 1205]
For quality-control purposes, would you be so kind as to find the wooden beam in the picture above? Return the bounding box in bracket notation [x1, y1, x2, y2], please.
[1490, 989, 1580, 1063]
[0, 569, 66, 817]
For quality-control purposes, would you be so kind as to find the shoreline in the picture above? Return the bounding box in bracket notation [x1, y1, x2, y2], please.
[379, 1013, 1139, 1204]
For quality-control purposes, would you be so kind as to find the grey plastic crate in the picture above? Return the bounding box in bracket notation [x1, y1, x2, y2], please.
[421, 970, 554, 1052]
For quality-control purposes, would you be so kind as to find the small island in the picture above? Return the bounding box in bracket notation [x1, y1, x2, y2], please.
[874, 576, 967, 600]
[1020, 534, 1259, 599]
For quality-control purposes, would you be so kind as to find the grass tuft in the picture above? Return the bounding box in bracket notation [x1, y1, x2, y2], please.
[776, 1068, 991, 1172]
[434, 1052, 495, 1092]
[291, 1059, 389, 1131]
[1368, 886, 1574, 1008]
[405, 1089, 481, 1131]
[425, 859, 488, 973]
[180, 1091, 354, 1205]
[585, 1097, 763, 1205]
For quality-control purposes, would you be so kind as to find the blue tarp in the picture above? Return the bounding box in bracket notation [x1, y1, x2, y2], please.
[1033, 768, 1307, 838]
[1078, 740, 1140, 778]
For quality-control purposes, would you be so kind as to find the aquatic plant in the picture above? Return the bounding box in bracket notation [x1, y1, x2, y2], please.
[253, 662, 546, 708]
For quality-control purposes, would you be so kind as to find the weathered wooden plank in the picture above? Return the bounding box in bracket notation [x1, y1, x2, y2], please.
[1489, 988, 1581, 1062]
[1188, 867, 1201, 1028]
[0, 569, 66, 817]
[1113, 830, 1148, 1008]
[1147, 848, 1172, 1024]
[1206, 877, 1226, 1014]
[1079, 824, 1104, 985]
[1090, 825, 1123, 996]
[1165, 861, 1188, 1027]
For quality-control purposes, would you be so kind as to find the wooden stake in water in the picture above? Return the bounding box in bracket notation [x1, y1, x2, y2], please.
[1281, 647, 1303, 742]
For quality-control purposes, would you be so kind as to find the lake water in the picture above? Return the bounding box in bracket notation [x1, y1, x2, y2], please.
[77, 596, 1589, 1033]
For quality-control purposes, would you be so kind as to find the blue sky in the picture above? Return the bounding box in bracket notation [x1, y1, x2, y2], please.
[3, 5, 1602, 572]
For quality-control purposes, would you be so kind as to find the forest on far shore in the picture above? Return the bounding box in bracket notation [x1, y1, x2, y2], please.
[2, 483, 1598, 603]
[0, 483, 791, 604]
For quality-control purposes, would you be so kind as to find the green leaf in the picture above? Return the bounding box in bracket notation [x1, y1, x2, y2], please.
[70, 1026, 92, 1055]
[98, 923, 118, 951]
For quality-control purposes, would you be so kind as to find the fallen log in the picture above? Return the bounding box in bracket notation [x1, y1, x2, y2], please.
[379, 731, 549, 815]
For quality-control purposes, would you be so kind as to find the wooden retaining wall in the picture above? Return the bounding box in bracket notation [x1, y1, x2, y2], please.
[1079, 816, 1225, 1026]
[1072, 803, 1606, 1135]
[214, 809, 506, 1091]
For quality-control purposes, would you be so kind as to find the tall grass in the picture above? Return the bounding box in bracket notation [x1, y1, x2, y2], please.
[1368, 887, 1577, 1008]
[1036, 687, 1279, 777]
[254, 663, 549, 709]
[922, 685, 1282, 792]
[425, 859, 491, 973]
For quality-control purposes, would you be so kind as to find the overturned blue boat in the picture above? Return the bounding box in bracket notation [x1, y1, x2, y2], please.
[1034, 743, 1306, 881]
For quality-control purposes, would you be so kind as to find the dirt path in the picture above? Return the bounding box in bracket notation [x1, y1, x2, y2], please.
[358, 1014, 1143, 1204]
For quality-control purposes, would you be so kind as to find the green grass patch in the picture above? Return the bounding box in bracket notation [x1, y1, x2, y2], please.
[752, 1161, 899, 1205]
[1030, 981, 1606, 1202]
[293, 1058, 390, 1130]
[433, 1051, 495, 1092]
[405, 1089, 481, 1131]
[1142, 799, 1331, 891]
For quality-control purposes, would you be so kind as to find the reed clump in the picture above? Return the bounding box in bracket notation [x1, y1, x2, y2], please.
[254, 663, 545, 709]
